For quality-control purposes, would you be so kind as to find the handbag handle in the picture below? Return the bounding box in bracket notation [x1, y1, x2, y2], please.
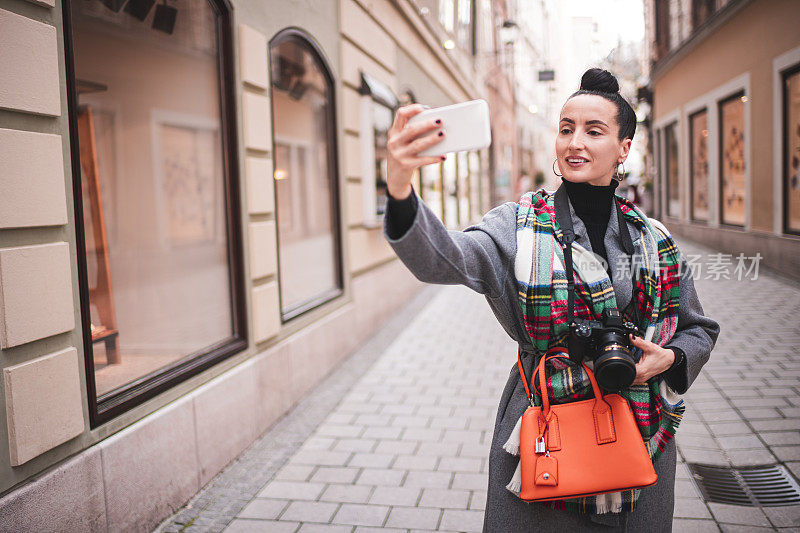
[534, 354, 604, 418]
[517, 350, 617, 444]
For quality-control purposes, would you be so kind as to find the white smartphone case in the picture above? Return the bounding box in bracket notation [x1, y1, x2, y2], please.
[406, 99, 492, 157]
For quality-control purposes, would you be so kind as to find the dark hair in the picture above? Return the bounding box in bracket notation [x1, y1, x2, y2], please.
[568, 68, 636, 141]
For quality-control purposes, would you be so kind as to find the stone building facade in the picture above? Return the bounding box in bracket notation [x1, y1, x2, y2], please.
[644, 0, 800, 279]
[0, 0, 502, 529]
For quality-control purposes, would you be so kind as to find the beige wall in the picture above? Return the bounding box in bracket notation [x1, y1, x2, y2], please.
[0, 0, 89, 486]
[652, 0, 800, 232]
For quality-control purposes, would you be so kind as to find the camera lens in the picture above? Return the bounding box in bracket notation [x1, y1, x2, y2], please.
[594, 331, 636, 391]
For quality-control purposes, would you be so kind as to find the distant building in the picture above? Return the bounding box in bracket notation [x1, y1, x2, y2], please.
[644, 0, 800, 279]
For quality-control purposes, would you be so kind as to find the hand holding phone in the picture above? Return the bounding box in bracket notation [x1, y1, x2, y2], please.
[386, 104, 446, 199]
[406, 99, 492, 157]
[386, 100, 492, 200]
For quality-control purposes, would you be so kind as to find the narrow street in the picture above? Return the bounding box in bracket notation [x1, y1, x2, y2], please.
[157, 239, 800, 532]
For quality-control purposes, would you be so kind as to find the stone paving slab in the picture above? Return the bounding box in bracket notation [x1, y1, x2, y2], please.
[155, 238, 800, 532]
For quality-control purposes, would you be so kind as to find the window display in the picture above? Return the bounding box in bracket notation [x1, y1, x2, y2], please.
[690, 110, 709, 221]
[665, 122, 680, 218]
[720, 93, 747, 226]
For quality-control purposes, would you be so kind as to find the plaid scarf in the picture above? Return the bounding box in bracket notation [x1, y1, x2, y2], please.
[504, 188, 685, 514]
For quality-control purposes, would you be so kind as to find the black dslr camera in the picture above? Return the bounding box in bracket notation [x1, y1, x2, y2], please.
[568, 308, 641, 391]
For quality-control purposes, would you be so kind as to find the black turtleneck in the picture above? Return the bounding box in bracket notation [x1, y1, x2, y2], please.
[562, 178, 619, 266]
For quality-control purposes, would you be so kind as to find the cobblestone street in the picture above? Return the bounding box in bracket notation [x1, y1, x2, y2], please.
[157, 239, 800, 532]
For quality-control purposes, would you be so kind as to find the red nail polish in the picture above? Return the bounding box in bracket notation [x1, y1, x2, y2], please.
[440, 156, 446, 160]
[435, 119, 441, 124]
[438, 131, 443, 136]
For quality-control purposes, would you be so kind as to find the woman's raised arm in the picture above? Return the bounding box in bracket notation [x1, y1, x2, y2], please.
[382, 105, 517, 298]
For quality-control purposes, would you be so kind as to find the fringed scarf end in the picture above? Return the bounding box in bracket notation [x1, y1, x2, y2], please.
[502, 415, 523, 455]
[505, 460, 522, 495]
[594, 491, 623, 514]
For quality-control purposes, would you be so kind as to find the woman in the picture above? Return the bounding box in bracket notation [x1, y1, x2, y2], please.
[383, 68, 719, 532]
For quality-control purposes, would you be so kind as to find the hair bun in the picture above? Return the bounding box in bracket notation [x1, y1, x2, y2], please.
[579, 68, 619, 93]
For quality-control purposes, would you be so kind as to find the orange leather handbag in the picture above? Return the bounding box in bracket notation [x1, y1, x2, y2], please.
[516, 352, 657, 502]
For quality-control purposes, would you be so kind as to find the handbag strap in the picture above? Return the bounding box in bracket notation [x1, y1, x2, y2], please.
[516, 350, 605, 415]
[517, 350, 564, 404]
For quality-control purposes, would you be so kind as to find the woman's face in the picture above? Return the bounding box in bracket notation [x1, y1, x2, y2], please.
[555, 94, 632, 186]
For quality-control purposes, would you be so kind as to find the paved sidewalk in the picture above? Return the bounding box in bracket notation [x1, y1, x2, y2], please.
[219, 284, 513, 533]
[670, 240, 800, 532]
[157, 239, 800, 532]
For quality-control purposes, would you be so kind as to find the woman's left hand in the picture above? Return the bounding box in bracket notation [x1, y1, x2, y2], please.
[629, 335, 675, 385]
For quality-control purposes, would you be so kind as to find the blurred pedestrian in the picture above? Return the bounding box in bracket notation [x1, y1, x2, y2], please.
[383, 68, 718, 532]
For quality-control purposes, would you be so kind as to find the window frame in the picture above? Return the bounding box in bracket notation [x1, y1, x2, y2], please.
[62, 0, 248, 428]
[782, 62, 800, 236]
[268, 28, 344, 322]
[689, 108, 710, 223]
[718, 90, 747, 228]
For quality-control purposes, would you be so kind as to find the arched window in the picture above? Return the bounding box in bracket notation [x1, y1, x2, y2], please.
[65, 0, 245, 425]
[269, 30, 343, 320]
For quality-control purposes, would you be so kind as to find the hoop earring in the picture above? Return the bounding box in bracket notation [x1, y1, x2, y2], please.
[614, 162, 626, 182]
[552, 159, 562, 177]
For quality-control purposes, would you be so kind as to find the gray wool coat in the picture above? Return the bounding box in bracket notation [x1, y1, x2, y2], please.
[384, 193, 720, 532]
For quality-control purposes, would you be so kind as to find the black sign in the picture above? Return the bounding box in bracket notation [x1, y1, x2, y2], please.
[538, 70, 555, 82]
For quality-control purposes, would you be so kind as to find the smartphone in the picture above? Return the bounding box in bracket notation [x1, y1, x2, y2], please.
[406, 99, 492, 157]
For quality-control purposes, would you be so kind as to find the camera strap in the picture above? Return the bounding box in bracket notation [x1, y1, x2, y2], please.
[553, 184, 635, 326]
[554, 186, 577, 326]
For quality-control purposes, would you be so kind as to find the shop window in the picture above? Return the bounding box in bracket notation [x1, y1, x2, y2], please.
[270, 30, 343, 319]
[359, 73, 398, 228]
[783, 64, 800, 234]
[457, 152, 470, 226]
[690, 109, 710, 221]
[421, 163, 443, 220]
[443, 154, 458, 227]
[692, 0, 716, 30]
[664, 122, 680, 218]
[468, 151, 481, 221]
[654, 0, 671, 60]
[719, 92, 747, 226]
[66, 0, 245, 424]
[655, 128, 662, 217]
